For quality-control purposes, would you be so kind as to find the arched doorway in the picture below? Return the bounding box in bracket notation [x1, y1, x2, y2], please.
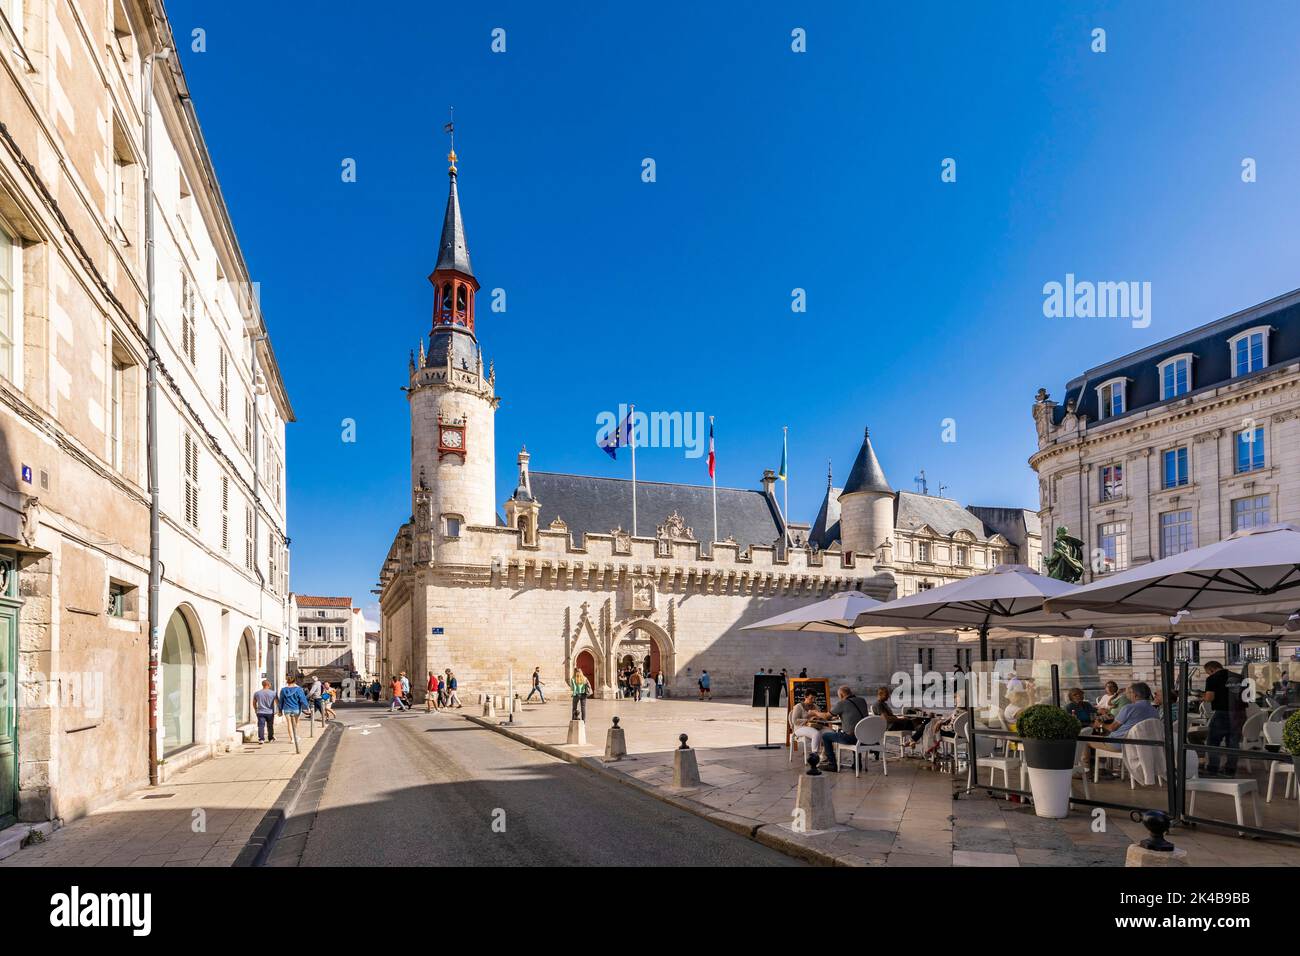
[576, 650, 595, 684]
[615, 623, 665, 681]
[162, 610, 197, 755]
[234, 630, 255, 725]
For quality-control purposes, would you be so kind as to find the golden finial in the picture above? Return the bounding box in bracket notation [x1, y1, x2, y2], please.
[447, 148, 458, 174]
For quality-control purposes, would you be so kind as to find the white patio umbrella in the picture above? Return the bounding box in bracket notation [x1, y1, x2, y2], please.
[1043, 523, 1300, 617]
[740, 590, 884, 633]
[852, 564, 1082, 661]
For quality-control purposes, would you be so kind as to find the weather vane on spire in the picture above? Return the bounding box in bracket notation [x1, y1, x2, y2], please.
[444, 106, 457, 173]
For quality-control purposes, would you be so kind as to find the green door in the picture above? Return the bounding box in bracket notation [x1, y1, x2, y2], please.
[0, 576, 16, 830]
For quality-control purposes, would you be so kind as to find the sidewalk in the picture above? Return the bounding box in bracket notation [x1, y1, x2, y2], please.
[0, 715, 327, 868]
[469, 695, 957, 866]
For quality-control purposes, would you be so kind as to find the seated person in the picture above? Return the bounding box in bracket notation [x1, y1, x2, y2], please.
[819, 685, 873, 772]
[872, 686, 931, 746]
[1003, 690, 1031, 726]
[1065, 687, 1095, 726]
[790, 693, 825, 756]
[1153, 688, 1179, 725]
[1085, 682, 1158, 772]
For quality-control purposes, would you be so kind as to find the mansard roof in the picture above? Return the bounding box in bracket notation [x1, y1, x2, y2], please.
[894, 492, 988, 539]
[527, 472, 783, 551]
[1052, 288, 1300, 426]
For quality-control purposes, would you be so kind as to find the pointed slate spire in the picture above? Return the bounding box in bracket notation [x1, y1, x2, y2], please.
[841, 427, 892, 496]
[434, 149, 474, 278]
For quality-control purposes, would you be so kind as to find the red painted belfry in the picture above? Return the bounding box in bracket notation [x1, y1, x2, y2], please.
[429, 145, 478, 335]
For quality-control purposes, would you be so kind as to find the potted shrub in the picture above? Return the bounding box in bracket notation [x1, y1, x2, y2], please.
[1016, 703, 1082, 819]
[1284, 710, 1300, 776]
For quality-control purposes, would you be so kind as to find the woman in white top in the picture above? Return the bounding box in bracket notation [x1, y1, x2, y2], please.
[790, 693, 825, 755]
[1096, 680, 1120, 712]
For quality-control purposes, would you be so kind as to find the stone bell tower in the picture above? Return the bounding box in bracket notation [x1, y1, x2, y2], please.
[408, 145, 498, 549]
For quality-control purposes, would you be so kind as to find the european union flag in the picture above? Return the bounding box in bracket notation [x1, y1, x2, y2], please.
[599, 412, 633, 460]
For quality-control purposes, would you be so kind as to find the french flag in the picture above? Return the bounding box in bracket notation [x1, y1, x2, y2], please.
[707, 419, 716, 479]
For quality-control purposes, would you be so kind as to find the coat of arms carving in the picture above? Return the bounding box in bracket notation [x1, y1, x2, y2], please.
[656, 510, 695, 541]
[629, 577, 656, 613]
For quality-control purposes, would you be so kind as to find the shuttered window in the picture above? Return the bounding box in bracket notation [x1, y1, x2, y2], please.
[182, 431, 200, 528]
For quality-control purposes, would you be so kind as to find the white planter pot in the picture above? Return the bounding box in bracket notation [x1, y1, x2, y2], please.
[1026, 767, 1073, 818]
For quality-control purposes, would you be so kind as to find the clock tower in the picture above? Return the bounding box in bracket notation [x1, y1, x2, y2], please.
[408, 145, 498, 550]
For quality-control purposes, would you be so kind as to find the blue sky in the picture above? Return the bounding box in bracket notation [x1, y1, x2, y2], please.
[167, 1, 1300, 620]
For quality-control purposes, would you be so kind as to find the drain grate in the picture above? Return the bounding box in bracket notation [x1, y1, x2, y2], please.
[141, 793, 176, 800]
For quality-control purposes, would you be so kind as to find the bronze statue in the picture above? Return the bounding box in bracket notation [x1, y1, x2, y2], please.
[1045, 526, 1085, 583]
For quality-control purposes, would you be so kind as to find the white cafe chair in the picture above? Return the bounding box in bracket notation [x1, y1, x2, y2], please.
[1071, 726, 1093, 802]
[1262, 722, 1297, 802]
[1239, 710, 1266, 771]
[834, 715, 887, 777]
[789, 710, 816, 766]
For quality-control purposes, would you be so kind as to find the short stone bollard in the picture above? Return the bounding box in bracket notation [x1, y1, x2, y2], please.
[482, 696, 496, 718]
[793, 753, 835, 832]
[605, 716, 627, 761]
[673, 733, 701, 788]
[566, 718, 588, 746]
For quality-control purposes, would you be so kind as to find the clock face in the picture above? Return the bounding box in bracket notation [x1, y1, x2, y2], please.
[441, 428, 463, 449]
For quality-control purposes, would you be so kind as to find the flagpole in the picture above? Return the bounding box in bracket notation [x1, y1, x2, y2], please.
[710, 416, 718, 547]
[630, 403, 638, 537]
[783, 426, 790, 550]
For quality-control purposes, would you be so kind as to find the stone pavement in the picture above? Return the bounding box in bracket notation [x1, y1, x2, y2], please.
[475, 694, 958, 866]
[957, 778, 1300, 867]
[477, 695, 1300, 866]
[0, 714, 327, 867]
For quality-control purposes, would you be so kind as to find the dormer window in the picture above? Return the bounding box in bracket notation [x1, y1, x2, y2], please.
[1158, 353, 1193, 400]
[1229, 327, 1269, 377]
[1097, 378, 1126, 419]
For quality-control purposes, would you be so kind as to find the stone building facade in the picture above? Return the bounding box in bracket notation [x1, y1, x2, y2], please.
[0, 1, 292, 828]
[378, 153, 1038, 700]
[293, 595, 366, 683]
[1030, 288, 1300, 684]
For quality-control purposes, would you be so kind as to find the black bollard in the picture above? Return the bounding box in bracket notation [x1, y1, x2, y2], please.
[806, 753, 822, 776]
[678, 733, 689, 750]
[1130, 809, 1175, 852]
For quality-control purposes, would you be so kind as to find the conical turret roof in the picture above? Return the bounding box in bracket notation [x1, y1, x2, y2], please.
[841, 427, 892, 496]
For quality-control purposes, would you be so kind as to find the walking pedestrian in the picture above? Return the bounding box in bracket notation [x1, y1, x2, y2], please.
[321, 682, 336, 721]
[569, 667, 591, 720]
[698, 670, 711, 700]
[629, 667, 643, 702]
[426, 671, 440, 712]
[252, 679, 277, 743]
[390, 676, 408, 712]
[308, 675, 324, 720]
[655, 669, 665, 699]
[399, 671, 411, 706]
[446, 670, 462, 708]
[525, 667, 546, 703]
[277, 675, 311, 745]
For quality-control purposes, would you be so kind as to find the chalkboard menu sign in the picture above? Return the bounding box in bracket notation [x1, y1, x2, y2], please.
[752, 674, 785, 708]
[785, 677, 831, 745]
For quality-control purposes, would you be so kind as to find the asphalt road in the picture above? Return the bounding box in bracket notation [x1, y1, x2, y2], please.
[296, 702, 804, 866]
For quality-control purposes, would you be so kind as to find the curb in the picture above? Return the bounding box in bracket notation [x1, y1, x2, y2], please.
[234, 721, 344, 867]
[462, 712, 849, 866]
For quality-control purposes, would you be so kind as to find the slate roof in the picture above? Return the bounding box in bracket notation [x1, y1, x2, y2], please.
[434, 170, 474, 278]
[894, 492, 988, 538]
[1053, 288, 1300, 426]
[841, 429, 892, 495]
[809, 486, 842, 550]
[527, 472, 783, 550]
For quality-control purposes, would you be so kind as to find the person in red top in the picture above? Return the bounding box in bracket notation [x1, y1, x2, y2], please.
[426, 670, 440, 712]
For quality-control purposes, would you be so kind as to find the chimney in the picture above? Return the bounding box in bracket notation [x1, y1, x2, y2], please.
[761, 469, 776, 497]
